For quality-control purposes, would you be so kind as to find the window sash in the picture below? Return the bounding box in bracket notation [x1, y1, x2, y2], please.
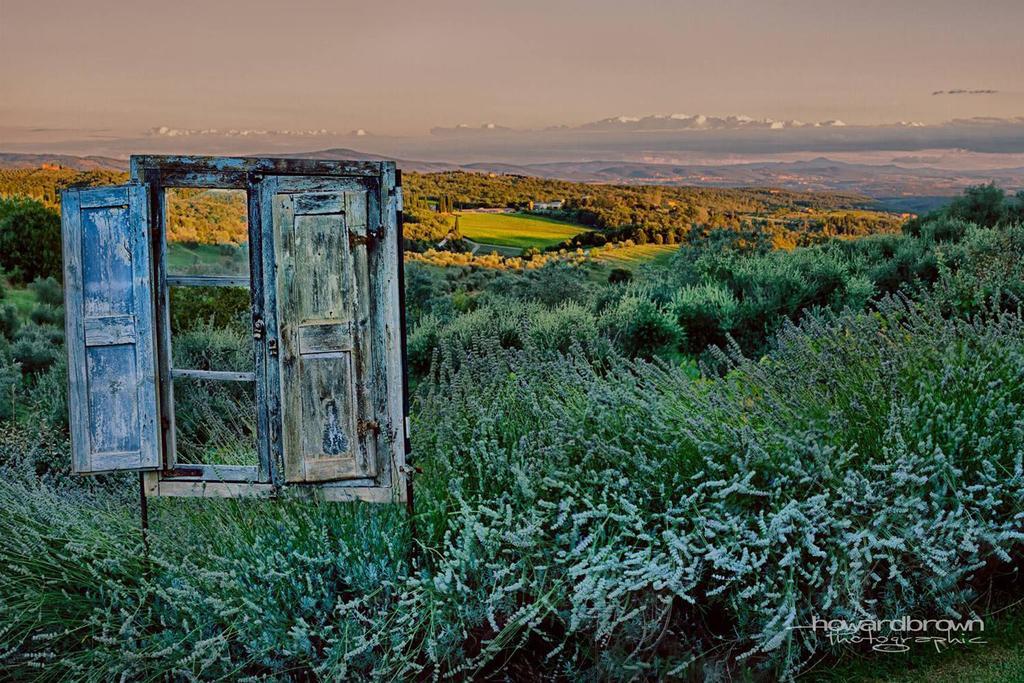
[127, 156, 407, 502]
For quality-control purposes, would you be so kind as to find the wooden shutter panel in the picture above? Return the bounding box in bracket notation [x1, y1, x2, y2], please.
[269, 182, 377, 482]
[62, 184, 161, 474]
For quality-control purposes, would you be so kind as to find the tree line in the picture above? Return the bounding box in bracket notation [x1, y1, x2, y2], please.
[0, 167, 906, 260]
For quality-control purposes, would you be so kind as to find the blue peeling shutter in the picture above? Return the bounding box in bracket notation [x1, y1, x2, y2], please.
[270, 184, 376, 482]
[62, 184, 161, 474]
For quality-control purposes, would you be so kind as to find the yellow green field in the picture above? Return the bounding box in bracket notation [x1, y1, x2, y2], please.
[3, 287, 37, 316]
[589, 244, 679, 266]
[456, 212, 590, 249]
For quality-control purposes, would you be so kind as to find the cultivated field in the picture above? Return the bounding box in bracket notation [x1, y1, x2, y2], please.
[589, 243, 680, 266]
[456, 211, 590, 249]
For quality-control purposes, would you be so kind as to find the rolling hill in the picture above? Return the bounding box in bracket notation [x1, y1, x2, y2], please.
[2, 151, 1021, 205]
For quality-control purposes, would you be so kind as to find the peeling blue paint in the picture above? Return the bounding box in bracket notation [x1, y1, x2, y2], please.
[321, 400, 349, 455]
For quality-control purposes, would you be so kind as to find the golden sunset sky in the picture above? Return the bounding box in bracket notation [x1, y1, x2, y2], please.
[1, 0, 1022, 140]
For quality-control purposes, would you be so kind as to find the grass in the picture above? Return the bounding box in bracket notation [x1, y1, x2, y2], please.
[167, 242, 249, 277]
[455, 211, 590, 250]
[809, 601, 1024, 682]
[589, 244, 679, 266]
[463, 240, 523, 258]
[3, 287, 37, 316]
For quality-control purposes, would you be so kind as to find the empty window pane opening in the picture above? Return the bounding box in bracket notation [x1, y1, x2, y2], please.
[164, 189, 259, 470]
[172, 376, 258, 467]
[169, 286, 252, 359]
[166, 188, 250, 279]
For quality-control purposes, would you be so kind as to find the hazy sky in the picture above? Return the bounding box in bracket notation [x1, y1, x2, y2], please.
[1, 0, 1022, 138]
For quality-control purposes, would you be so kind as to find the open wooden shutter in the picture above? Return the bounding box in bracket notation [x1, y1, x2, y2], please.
[62, 184, 160, 474]
[267, 179, 378, 482]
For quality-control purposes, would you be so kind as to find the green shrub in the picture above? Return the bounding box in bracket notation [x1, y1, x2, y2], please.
[608, 267, 633, 284]
[0, 352, 18, 421]
[32, 355, 68, 430]
[491, 261, 597, 307]
[170, 324, 255, 464]
[10, 323, 62, 376]
[28, 275, 63, 306]
[408, 314, 442, 377]
[920, 216, 972, 243]
[450, 288, 475, 313]
[443, 300, 533, 352]
[599, 292, 682, 359]
[947, 183, 1009, 227]
[29, 303, 63, 326]
[0, 303, 18, 339]
[656, 224, 1005, 354]
[173, 377, 256, 465]
[403, 263, 452, 325]
[171, 322, 252, 372]
[411, 295, 1024, 679]
[528, 300, 602, 354]
[169, 286, 250, 336]
[0, 197, 62, 284]
[671, 282, 738, 353]
[930, 225, 1024, 315]
[903, 184, 1024, 236]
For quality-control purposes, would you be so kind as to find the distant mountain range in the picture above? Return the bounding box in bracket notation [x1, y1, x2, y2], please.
[428, 114, 1024, 136]
[3, 150, 1022, 212]
[577, 113, 857, 131]
[489, 156, 1024, 198]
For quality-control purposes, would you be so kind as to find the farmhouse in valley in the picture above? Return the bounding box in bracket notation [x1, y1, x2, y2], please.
[530, 199, 564, 211]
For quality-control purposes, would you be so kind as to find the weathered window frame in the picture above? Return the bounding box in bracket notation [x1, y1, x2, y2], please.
[124, 156, 410, 502]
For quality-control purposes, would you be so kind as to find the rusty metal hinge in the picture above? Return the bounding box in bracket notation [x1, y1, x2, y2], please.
[348, 231, 373, 249]
[358, 419, 381, 437]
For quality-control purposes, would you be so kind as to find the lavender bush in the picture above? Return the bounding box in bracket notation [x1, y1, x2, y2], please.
[1, 283, 1022, 679]
[1, 204, 1023, 679]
